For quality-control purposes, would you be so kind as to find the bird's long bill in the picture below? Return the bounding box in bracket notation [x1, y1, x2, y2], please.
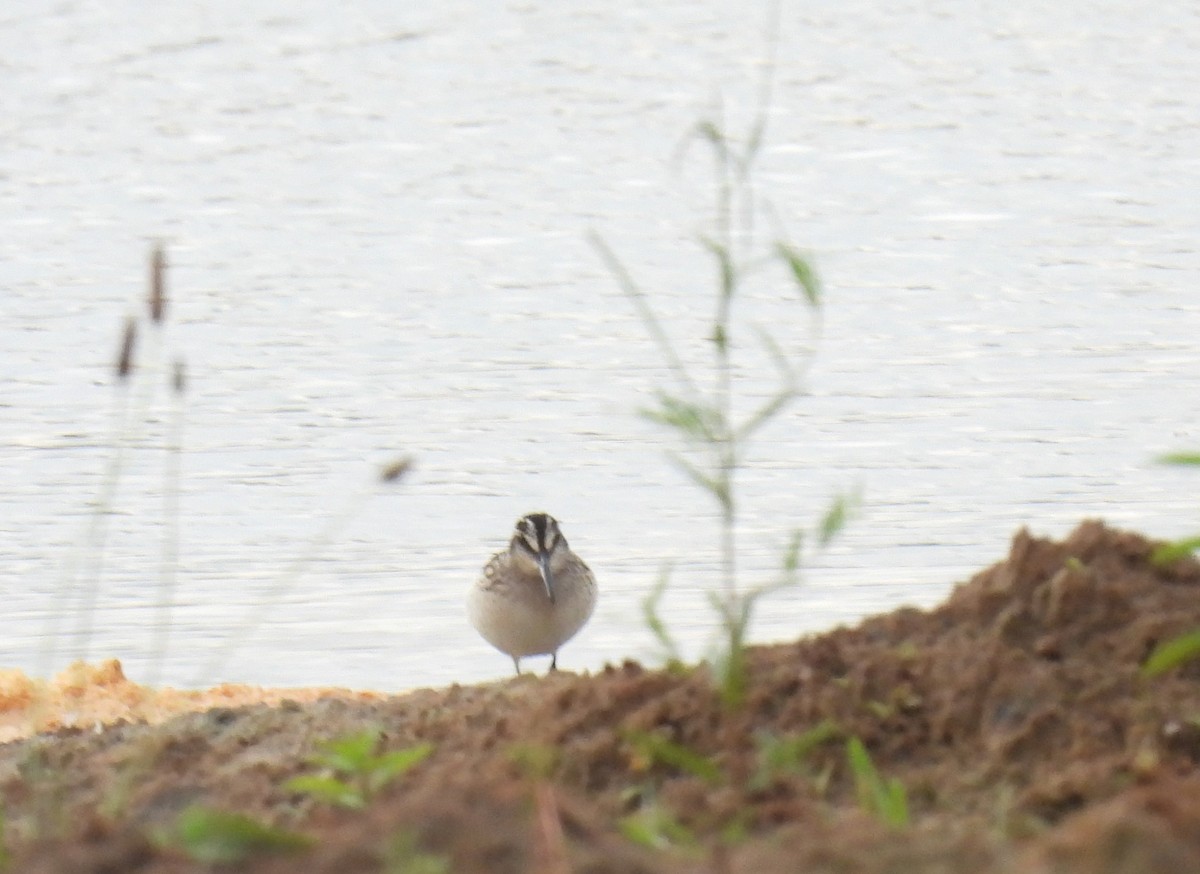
[537, 550, 556, 604]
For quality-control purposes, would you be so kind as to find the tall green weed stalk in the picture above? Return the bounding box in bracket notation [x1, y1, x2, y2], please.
[590, 29, 854, 708]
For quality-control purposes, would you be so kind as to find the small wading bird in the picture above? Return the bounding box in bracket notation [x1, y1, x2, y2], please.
[469, 513, 596, 674]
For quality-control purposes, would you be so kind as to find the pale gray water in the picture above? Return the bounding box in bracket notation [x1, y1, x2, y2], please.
[2, 1, 1198, 690]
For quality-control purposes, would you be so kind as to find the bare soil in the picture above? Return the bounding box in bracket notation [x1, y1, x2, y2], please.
[3, 519, 1200, 872]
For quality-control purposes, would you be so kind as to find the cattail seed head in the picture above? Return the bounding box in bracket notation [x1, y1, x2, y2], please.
[148, 243, 167, 324]
[380, 456, 414, 484]
[115, 317, 137, 381]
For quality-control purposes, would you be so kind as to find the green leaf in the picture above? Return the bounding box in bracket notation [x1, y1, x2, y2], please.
[818, 490, 859, 548]
[171, 806, 312, 864]
[711, 323, 728, 353]
[694, 119, 728, 161]
[787, 720, 835, 763]
[700, 236, 735, 302]
[626, 732, 722, 785]
[619, 807, 697, 850]
[1159, 452, 1200, 466]
[1152, 536, 1200, 565]
[846, 738, 908, 829]
[882, 779, 909, 828]
[776, 243, 822, 308]
[743, 117, 766, 167]
[736, 387, 796, 444]
[664, 452, 725, 502]
[284, 775, 364, 809]
[716, 641, 749, 711]
[640, 393, 723, 443]
[755, 326, 799, 385]
[846, 737, 878, 792]
[314, 730, 379, 773]
[366, 742, 434, 795]
[1141, 628, 1200, 679]
[782, 528, 804, 576]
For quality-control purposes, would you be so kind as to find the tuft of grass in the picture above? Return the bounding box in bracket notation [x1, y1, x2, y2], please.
[1141, 629, 1200, 679]
[625, 731, 722, 785]
[46, 243, 187, 686]
[158, 805, 312, 865]
[285, 729, 432, 809]
[846, 737, 908, 829]
[750, 720, 841, 791]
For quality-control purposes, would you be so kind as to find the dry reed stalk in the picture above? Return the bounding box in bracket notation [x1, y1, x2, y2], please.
[380, 455, 414, 483]
[115, 316, 137, 380]
[148, 243, 166, 323]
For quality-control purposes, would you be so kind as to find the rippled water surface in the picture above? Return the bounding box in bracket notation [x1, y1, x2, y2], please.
[2, 1, 1198, 689]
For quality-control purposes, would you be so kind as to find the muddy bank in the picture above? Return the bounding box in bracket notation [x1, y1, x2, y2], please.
[3, 520, 1200, 872]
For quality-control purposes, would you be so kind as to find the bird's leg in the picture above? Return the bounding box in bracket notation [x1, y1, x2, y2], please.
[512, 657, 522, 675]
[550, 653, 558, 672]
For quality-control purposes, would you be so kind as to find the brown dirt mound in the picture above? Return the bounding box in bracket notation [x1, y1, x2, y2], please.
[3, 519, 1200, 873]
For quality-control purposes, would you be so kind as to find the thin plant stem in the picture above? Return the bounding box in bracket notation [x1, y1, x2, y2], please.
[71, 369, 135, 662]
[149, 361, 185, 687]
[194, 457, 411, 685]
[193, 489, 370, 685]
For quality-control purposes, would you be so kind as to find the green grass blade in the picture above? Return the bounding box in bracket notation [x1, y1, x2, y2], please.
[1151, 536, 1200, 565]
[1159, 452, 1200, 466]
[1141, 628, 1200, 679]
[736, 386, 797, 444]
[752, 721, 841, 790]
[846, 737, 879, 799]
[173, 806, 312, 864]
[664, 452, 724, 502]
[818, 490, 859, 548]
[284, 775, 363, 809]
[619, 807, 697, 850]
[846, 737, 908, 828]
[693, 119, 729, 163]
[316, 730, 379, 772]
[776, 243, 821, 308]
[700, 236, 735, 304]
[640, 393, 722, 443]
[883, 779, 909, 828]
[367, 742, 434, 794]
[627, 732, 721, 785]
[781, 528, 804, 578]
